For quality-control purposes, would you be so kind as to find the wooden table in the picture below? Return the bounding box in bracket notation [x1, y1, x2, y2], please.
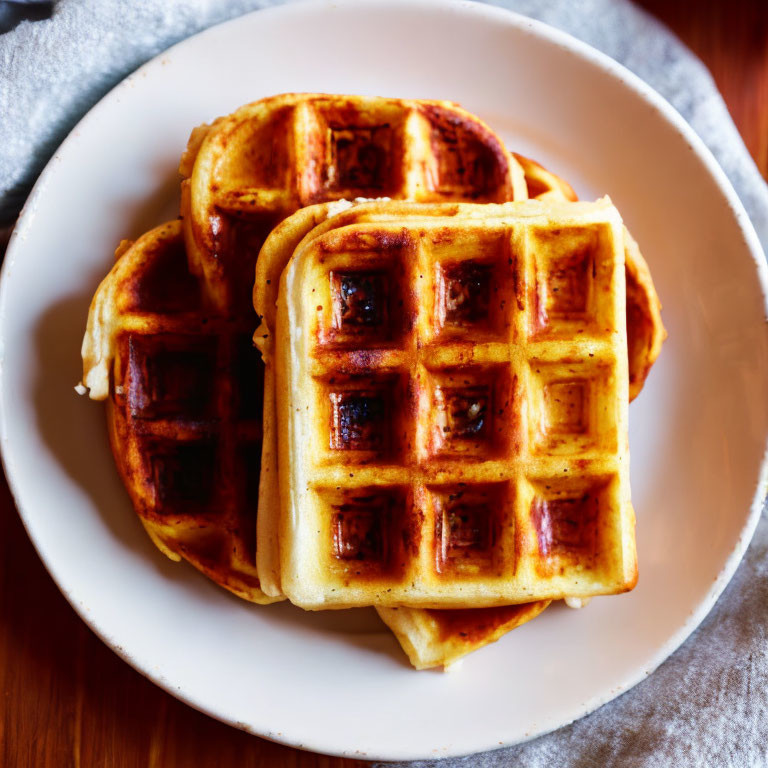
[2, 2, 766, 765]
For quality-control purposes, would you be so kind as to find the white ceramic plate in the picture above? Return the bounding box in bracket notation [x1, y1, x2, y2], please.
[2, 0, 767, 760]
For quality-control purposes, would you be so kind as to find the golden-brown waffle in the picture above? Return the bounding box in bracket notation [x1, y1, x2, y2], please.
[513, 154, 577, 203]
[82, 221, 274, 602]
[181, 93, 527, 315]
[83, 94, 528, 604]
[275, 199, 636, 609]
[254, 189, 663, 597]
[377, 600, 551, 670]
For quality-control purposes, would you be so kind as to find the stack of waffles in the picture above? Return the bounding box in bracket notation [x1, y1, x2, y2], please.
[82, 94, 664, 669]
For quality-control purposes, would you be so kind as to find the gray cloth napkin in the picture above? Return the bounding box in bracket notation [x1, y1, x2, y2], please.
[2, 1, 767, 765]
[0, 1, 54, 36]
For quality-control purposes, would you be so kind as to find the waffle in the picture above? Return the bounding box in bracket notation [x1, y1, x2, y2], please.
[624, 228, 666, 399]
[513, 153, 577, 203]
[83, 94, 527, 603]
[181, 93, 527, 316]
[82, 221, 275, 602]
[254, 189, 663, 597]
[275, 198, 636, 609]
[377, 600, 550, 670]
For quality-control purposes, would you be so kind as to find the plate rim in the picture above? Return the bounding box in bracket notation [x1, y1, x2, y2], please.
[2, 0, 768, 759]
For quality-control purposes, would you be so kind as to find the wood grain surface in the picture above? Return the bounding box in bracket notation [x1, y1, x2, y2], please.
[2, 3, 766, 766]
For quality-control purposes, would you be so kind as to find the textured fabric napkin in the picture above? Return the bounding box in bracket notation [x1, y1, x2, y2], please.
[1, 1, 767, 765]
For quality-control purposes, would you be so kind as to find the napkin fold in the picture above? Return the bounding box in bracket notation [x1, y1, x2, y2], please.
[1, 1, 767, 766]
[0, 1, 55, 36]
